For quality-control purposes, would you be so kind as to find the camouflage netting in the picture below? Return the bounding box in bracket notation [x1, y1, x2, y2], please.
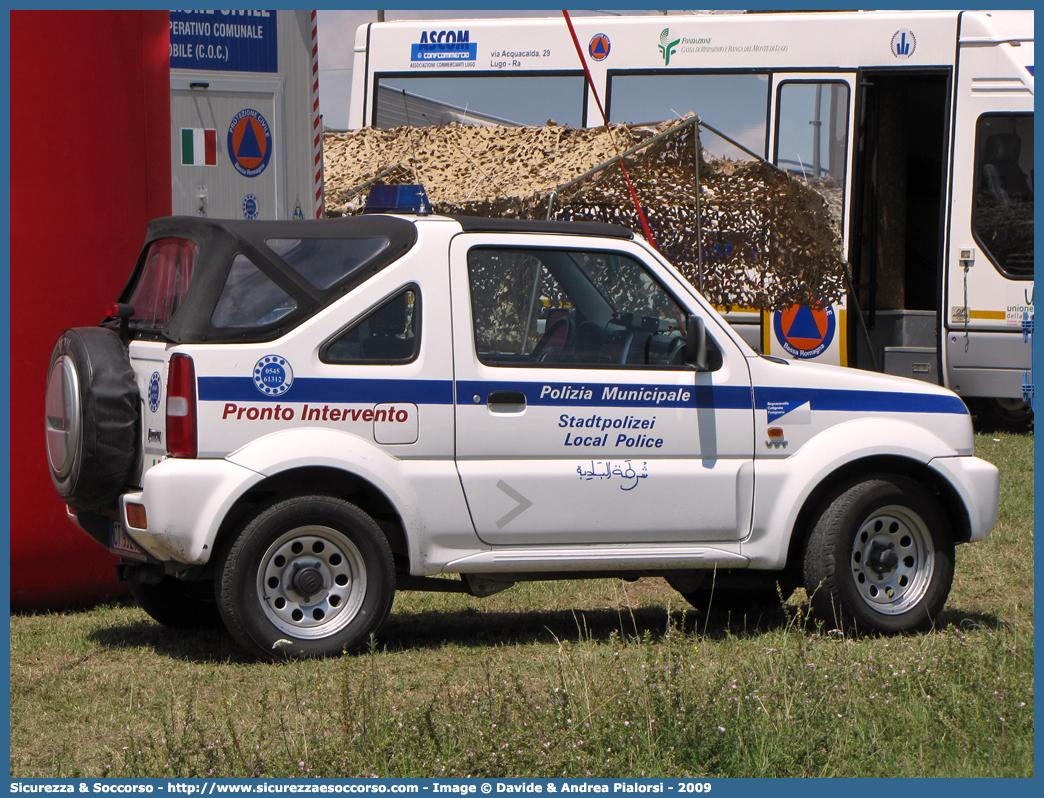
[323, 118, 846, 311]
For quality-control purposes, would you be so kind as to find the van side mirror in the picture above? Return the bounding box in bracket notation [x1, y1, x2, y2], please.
[686, 316, 709, 371]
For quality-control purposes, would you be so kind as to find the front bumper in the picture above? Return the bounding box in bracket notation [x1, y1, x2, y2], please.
[928, 455, 1000, 543]
[119, 457, 265, 565]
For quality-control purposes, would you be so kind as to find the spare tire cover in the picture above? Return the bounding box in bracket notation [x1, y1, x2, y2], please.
[45, 327, 139, 511]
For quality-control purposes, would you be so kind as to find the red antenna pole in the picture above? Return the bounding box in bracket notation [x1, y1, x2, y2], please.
[561, 9, 657, 249]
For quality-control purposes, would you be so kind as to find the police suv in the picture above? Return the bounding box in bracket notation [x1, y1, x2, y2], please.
[45, 191, 1000, 659]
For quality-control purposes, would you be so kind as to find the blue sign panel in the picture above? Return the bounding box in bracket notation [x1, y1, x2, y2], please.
[170, 10, 278, 73]
[411, 29, 477, 63]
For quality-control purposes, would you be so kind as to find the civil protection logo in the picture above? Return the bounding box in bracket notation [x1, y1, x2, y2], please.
[773, 305, 836, 360]
[227, 109, 273, 178]
[659, 28, 681, 66]
[254, 355, 294, 396]
[589, 33, 611, 61]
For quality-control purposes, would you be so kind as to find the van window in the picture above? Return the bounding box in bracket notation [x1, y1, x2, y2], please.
[775, 81, 849, 227]
[374, 76, 586, 128]
[972, 113, 1034, 279]
[608, 72, 769, 159]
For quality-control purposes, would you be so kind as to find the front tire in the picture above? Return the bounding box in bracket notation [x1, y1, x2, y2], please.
[217, 496, 395, 660]
[803, 476, 954, 633]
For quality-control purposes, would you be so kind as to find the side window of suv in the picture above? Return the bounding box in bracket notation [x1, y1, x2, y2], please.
[321, 287, 420, 364]
[467, 247, 691, 368]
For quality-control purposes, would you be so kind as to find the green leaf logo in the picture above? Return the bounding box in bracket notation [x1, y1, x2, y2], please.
[658, 28, 681, 66]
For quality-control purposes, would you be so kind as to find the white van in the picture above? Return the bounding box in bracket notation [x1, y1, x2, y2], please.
[349, 10, 1034, 430]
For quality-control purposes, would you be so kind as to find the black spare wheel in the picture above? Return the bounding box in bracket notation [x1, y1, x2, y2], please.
[45, 327, 140, 512]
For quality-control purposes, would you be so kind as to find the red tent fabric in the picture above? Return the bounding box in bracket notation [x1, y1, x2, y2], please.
[10, 11, 172, 610]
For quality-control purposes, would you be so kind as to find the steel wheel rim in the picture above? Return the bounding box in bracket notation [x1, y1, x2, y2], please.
[257, 525, 367, 639]
[45, 355, 80, 479]
[850, 504, 934, 615]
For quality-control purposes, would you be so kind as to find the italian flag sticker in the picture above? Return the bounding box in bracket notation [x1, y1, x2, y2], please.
[181, 128, 217, 166]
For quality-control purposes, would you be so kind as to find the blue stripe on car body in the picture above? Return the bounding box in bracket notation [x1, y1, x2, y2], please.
[198, 377, 967, 415]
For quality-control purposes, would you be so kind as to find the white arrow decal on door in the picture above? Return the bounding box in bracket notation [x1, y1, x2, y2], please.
[495, 480, 534, 528]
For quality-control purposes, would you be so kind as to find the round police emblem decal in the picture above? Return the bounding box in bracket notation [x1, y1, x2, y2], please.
[227, 109, 273, 178]
[253, 355, 294, 396]
[588, 33, 611, 61]
[148, 371, 162, 413]
[243, 193, 259, 220]
[773, 304, 836, 360]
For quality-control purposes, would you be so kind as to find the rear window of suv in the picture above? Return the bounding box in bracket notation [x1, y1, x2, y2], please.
[265, 237, 391, 290]
[126, 237, 198, 331]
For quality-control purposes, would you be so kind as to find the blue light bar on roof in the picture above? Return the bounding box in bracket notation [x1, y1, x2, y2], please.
[364, 185, 432, 215]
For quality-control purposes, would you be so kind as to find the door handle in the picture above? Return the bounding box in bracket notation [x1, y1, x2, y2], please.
[487, 390, 527, 413]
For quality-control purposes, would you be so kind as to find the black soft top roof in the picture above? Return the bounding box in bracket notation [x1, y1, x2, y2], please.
[119, 215, 419, 344]
[117, 214, 635, 344]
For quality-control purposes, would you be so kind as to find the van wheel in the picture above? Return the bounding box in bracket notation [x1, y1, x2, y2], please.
[803, 476, 954, 633]
[971, 397, 1033, 434]
[129, 575, 222, 629]
[217, 496, 395, 660]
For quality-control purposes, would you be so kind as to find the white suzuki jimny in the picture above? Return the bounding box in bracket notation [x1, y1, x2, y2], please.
[45, 197, 999, 659]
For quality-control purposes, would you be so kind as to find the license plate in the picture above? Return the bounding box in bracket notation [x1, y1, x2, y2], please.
[110, 521, 147, 561]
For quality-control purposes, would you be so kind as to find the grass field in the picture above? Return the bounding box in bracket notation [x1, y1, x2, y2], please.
[10, 432, 1033, 778]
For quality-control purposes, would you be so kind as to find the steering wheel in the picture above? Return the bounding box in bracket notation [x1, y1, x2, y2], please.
[666, 336, 687, 366]
[617, 332, 635, 365]
[530, 314, 575, 363]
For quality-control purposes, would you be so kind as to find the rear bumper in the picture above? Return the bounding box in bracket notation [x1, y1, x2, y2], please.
[119, 457, 264, 565]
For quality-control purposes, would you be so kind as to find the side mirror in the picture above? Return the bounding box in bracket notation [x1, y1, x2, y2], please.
[685, 316, 709, 371]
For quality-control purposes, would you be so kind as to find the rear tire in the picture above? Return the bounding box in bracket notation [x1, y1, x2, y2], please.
[129, 576, 222, 629]
[681, 586, 782, 618]
[217, 496, 395, 660]
[803, 475, 954, 633]
[677, 573, 795, 620]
